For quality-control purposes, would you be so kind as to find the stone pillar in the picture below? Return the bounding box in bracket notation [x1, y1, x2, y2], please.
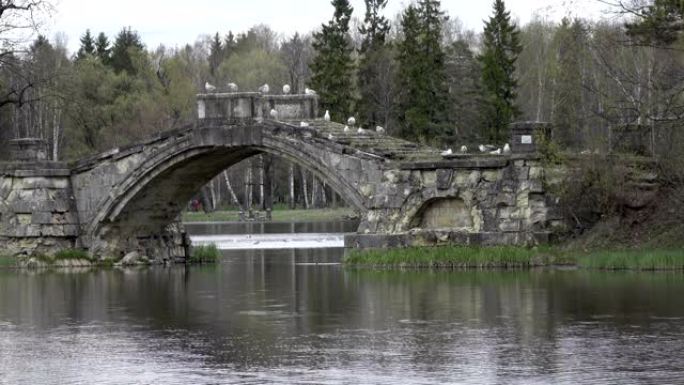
[9, 138, 48, 161]
[510, 122, 552, 153]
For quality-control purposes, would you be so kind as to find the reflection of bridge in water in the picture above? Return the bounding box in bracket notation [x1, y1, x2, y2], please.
[0, 92, 562, 261]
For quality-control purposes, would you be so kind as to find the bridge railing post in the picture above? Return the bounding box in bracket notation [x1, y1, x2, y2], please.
[509, 121, 552, 154]
[9, 138, 49, 162]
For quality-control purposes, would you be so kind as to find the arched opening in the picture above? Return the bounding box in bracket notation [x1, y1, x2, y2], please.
[88, 141, 366, 258]
[410, 197, 474, 230]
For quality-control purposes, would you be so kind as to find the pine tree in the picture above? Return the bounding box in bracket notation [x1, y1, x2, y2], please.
[358, 0, 392, 127]
[208, 32, 224, 77]
[553, 18, 586, 148]
[396, 0, 450, 143]
[310, 0, 356, 122]
[479, 0, 522, 143]
[77, 29, 95, 60]
[95, 32, 111, 64]
[110, 27, 144, 75]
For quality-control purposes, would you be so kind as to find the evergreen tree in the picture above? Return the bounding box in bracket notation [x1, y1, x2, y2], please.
[626, 0, 684, 45]
[552, 18, 586, 148]
[224, 31, 237, 60]
[77, 29, 95, 60]
[110, 27, 145, 75]
[396, 0, 450, 143]
[208, 32, 224, 77]
[358, 0, 392, 127]
[479, 0, 522, 143]
[446, 40, 484, 144]
[310, 0, 356, 122]
[95, 32, 111, 64]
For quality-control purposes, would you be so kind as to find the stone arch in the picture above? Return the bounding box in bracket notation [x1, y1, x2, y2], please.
[84, 127, 368, 255]
[408, 197, 476, 231]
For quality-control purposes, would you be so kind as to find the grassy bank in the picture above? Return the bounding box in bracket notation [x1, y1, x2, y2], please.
[345, 246, 684, 271]
[182, 207, 357, 223]
[188, 244, 220, 264]
[344, 246, 571, 269]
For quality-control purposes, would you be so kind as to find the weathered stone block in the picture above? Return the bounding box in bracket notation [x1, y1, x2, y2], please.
[436, 169, 453, 190]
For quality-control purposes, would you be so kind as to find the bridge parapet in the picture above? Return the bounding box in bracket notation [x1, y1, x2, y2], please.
[196, 92, 318, 122]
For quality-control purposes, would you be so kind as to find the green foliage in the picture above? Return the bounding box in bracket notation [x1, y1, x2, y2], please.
[110, 27, 145, 75]
[54, 249, 93, 261]
[626, 0, 684, 45]
[310, 0, 357, 122]
[552, 19, 587, 148]
[445, 40, 484, 144]
[77, 29, 96, 60]
[396, 1, 450, 144]
[578, 249, 684, 270]
[95, 32, 111, 64]
[0, 255, 16, 268]
[479, 0, 522, 143]
[218, 49, 287, 91]
[189, 244, 220, 264]
[345, 246, 565, 268]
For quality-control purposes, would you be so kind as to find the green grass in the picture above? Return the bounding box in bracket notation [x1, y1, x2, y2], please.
[54, 249, 93, 261]
[182, 207, 356, 223]
[0, 255, 16, 268]
[577, 249, 684, 271]
[344, 246, 571, 269]
[188, 244, 221, 264]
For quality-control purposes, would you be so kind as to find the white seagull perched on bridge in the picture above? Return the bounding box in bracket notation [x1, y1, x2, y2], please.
[259, 83, 270, 93]
[305, 87, 316, 95]
[503, 143, 511, 154]
[283, 84, 291, 94]
[270, 109, 278, 120]
[347, 117, 356, 126]
[324, 110, 331, 121]
[441, 148, 453, 156]
[460, 145, 468, 154]
[328, 133, 335, 140]
[343, 125, 350, 133]
[490, 148, 502, 155]
[227, 82, 238, 92]
[376, 126, 385, 134]
[205, 82, 216, 92]
[300, 121, 309, 127]
[479, 144, 497, 153]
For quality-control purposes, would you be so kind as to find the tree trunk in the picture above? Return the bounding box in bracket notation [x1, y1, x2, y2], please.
[300, 167, 310, 209]
[288, 162, 296, 209]
[263, 154, 273, 219]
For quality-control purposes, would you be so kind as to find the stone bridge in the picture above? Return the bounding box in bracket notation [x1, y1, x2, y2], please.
[0, 93, 563, 261]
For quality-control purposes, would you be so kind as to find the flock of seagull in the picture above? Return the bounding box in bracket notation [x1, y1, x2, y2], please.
[205, 81, 511, 157]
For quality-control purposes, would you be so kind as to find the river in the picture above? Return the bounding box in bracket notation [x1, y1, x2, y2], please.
[0, 220, 683, 384]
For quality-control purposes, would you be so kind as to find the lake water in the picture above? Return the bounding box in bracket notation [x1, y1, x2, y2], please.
[0, 221, 683, 384]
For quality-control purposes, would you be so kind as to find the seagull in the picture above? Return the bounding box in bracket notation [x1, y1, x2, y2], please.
[503, 143, 511, 154]
[376, 126, 385, 134]
[343, 125, 350, 133]
[305, 87, 316, 95]
[283, 84, 291, 94]
[259, 83, 270, 93]
[227, 82, 238, 92]
[300, 122, 309, 128]
[441, 148, 453, 156]
[460, 145, 468, 153]
[324, 110, 331, 122]
[357, 127, 365, 134]
[270, 109, 278, 120]
[490, 148, 502, 155]
[327, 133, 335, 140]
[205, 82, 216, 92]
[347, 117, 356, 126]
[479, 144, 496, 153]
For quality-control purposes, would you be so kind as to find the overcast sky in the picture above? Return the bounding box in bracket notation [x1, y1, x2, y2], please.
[47, 0, 614, 53]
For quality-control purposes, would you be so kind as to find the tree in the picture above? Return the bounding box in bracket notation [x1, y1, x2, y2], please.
[208, 32, 224, 77]
[552, 18, 587, 148]
[624, 0, 684, 45]
[445, 39, 483, 143]
[95, 32, 111, 63]
[310, 0, 356, 121]
[77, 29, 95, 60]
[110, 27, 145, 75]
[358, 0, 394, 128]
[479, 0, 522, 143]
[396, 1, 450, 143]
[281, 33, 313, 94]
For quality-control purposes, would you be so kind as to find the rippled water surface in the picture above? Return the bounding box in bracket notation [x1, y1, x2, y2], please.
[1, 222, 683, 384]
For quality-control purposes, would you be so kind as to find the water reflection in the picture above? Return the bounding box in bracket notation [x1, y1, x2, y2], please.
[0, 250, 683, 384]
